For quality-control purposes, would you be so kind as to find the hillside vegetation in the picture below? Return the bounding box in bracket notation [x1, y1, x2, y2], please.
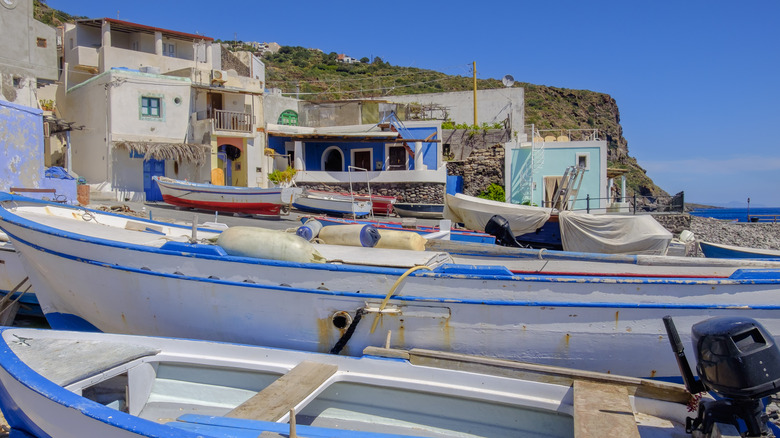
[36, 0, 666, 198]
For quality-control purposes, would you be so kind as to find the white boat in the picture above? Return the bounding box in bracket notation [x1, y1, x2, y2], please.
[153, 176, 301, 216]
[445, 193, 673, 255]
[292, 189, 372, 217]
[444, 192, 552, 235]
[0, 327, 694, 437]
[1, 193, 780, 378]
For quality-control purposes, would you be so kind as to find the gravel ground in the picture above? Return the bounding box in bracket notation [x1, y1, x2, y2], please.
[688, 215, 780, 256]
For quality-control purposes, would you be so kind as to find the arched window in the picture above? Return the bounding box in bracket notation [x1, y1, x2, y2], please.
[322, 146, 344, 171]
[278, 110, 299, 126]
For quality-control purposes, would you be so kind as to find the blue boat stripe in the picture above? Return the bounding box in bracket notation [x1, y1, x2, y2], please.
[8, 230, 780, 311]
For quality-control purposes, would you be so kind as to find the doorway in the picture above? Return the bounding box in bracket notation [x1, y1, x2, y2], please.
[143, 158, 165, 201]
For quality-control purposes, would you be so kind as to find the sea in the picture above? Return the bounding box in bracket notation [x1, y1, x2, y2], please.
[690, 207, 780, 222]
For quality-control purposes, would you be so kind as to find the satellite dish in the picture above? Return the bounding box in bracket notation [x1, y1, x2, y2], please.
[502, 75, 515, 87]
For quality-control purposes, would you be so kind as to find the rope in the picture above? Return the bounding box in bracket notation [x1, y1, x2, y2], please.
[329, 308, 365, 355]
[0, 278, 31, 318]
[370, 265, 432, 334]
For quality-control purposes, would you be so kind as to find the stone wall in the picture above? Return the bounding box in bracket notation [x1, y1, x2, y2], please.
[297, 182, 445, 204]
[446, 143, 505, 197]
[220, 46, 250, 77]
[650, 213, 691, 235]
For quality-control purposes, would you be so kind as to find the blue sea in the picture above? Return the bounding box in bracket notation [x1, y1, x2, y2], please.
[690, 207, 780, 222]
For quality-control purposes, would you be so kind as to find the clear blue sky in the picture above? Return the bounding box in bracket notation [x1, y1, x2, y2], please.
[49, 0, 780, 207]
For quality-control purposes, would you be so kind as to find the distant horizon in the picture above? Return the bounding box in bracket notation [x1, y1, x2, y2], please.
[688, 200, 777, 209]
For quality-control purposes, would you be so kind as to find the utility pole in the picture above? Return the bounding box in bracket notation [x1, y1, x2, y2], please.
[473, 61, 477, 126]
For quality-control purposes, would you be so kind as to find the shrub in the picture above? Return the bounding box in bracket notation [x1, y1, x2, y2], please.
[477, 184, 505, 202]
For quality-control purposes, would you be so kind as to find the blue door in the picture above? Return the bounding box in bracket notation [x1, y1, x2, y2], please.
[143, 158, 165, 201]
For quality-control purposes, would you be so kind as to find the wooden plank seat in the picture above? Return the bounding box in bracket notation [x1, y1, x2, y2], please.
[573, 380, 640, 438]
[10, 187, 67, 203]
[226, 361, 337, 422]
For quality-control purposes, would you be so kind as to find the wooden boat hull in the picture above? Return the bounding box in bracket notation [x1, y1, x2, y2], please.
[308, 191, 396, 215]
[700, 241, 780, 259]
[393, 203, 445, 219]
[0, 327, 690, 437]
[154, 176, 299, 215]
[292, 191, 372, 217]
[2, 195, 780, 379]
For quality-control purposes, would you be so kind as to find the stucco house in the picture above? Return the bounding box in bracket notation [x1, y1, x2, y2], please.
[0, 0, 57, 108]
[59, 18, 266, 201]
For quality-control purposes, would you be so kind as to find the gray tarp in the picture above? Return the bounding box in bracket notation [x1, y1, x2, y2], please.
[559, 211, 672, 255]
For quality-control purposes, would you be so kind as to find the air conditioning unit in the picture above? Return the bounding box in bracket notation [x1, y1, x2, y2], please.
[211, 70, 228, 83]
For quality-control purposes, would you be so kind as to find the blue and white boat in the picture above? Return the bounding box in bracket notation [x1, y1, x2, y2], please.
[292, 189, 372, 217]
[2, 193, 780, 379]
[0, 327, 692, 438]
[699, 240, 780, 260]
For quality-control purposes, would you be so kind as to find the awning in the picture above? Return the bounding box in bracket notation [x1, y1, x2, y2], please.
[113, 141, 211, 166]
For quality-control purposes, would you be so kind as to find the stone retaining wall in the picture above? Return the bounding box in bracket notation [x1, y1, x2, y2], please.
[446, 144, 505, 197]
[297, 182, 445, 204]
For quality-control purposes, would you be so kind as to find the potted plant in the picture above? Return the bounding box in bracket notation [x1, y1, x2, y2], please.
[268, 166, 297, 188]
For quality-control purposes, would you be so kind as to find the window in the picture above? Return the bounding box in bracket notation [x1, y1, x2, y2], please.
[387, 145, 407, 170]
[141, 97, 161, 118]
[36, 38, 47, 48]
[163, 43, 175, 57]
[278, 110, 298, 126]
[576, 152, 590, 170]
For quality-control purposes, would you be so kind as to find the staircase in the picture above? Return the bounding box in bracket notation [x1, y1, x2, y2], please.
[512, 125, 545, 204]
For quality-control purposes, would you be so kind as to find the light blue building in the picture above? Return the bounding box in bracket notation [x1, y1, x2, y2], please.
[507, 129, 611, 212]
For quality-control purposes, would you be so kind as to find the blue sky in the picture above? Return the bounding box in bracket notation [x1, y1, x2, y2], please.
[49, 0, 780, 207]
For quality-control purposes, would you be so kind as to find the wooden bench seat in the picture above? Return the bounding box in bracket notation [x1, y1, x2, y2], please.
[573, 380, 640, 438]
[10, 187, 66, 203]
[226, 361, 337, 422]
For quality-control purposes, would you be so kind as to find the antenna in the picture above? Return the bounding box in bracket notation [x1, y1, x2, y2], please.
[502, 75, 515, 87]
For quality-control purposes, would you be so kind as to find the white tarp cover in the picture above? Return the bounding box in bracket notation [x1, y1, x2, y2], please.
[445, 193, 552, 235]
[559, 211, 672, 255]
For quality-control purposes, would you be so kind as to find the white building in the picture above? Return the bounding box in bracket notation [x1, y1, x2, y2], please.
[59, 18, 266, 201]
[0, 0, 57, 107]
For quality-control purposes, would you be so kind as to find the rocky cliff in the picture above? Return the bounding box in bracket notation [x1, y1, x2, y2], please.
[523, 84, 667, 199]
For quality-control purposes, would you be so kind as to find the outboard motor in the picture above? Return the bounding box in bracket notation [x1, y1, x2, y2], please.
[484, 215, 522, 248]
[664, 316, 780, 437]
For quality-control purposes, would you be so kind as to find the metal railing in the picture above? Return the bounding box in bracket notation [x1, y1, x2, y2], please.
[211, 109, 253, 133]
[546, 191, 685, 214]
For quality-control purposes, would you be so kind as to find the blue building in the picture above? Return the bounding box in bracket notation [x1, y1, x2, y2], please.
[507, 129, 616, 212]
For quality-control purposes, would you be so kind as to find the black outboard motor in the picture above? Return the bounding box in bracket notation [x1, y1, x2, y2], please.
[484, 215, 522, 248]
[664, 315, 780, 437]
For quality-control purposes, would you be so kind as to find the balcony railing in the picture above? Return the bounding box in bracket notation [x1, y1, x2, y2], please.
[211, 109, 253, 133]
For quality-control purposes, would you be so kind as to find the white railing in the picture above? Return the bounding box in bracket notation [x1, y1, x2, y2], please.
[211, 109, 253, 133]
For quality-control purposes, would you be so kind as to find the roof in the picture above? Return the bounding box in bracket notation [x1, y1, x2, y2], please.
[265, 123, 441, 143]
[607, 167, 630, 178]
[77, 18, 214, 42]
[266, 123, 399, 142]
[113, 141, 211, 166]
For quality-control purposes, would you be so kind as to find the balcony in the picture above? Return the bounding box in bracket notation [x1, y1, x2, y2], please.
[211, 109, 254, 133]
